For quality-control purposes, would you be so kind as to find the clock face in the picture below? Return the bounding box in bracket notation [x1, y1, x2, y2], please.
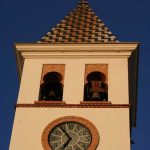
[42, 116, 99, 150]
[48, 122, 92, 150]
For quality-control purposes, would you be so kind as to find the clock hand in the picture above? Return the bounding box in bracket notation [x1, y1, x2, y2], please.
[60, 127, 72, 140]
[63, 136, 71, 149]
[60, 127, 72, 149]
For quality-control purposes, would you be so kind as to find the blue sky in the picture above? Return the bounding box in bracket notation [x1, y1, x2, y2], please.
[0, 0, 149, 149]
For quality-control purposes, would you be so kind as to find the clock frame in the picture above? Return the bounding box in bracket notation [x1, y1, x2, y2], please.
[42, 116, 99, 150]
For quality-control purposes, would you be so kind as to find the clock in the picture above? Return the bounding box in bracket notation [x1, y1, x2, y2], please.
[42, 116, 99, 150]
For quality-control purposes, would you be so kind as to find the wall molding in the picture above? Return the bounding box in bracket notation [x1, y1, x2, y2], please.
[16, 102, 130, 108]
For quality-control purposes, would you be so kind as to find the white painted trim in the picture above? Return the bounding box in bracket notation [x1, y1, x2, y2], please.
[15, 43, 139, 78]
[15, 43, 138, 52]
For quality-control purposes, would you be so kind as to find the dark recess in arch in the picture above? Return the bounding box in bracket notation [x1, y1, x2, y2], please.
[84, 71, 108, 101]
[39, 72, 63, 101]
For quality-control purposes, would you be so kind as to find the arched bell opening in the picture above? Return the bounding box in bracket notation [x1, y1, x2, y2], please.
[84, 71, 108, 101]
[39, 72, 63, 101]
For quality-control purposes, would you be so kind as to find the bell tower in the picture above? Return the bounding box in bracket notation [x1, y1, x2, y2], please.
[10, 0, 139, 150]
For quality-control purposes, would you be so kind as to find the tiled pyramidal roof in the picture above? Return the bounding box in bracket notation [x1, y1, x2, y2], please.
[37, 0, 118, 43]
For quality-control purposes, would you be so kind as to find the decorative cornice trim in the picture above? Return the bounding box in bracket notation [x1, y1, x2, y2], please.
[15, 43, 139, 77]
[15, 103, 130, 108]
[15, 43, 138, 52]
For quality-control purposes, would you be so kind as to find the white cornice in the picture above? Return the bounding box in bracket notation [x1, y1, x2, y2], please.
[15, 43, 139, 59]
[15, 43, 139, 78]
[15, 43, 139, 52]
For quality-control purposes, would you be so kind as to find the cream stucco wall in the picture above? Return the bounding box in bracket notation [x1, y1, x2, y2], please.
[11, 43, 138, 150]
[10, 108, 130, 150]
[17, 58, 129, 104]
